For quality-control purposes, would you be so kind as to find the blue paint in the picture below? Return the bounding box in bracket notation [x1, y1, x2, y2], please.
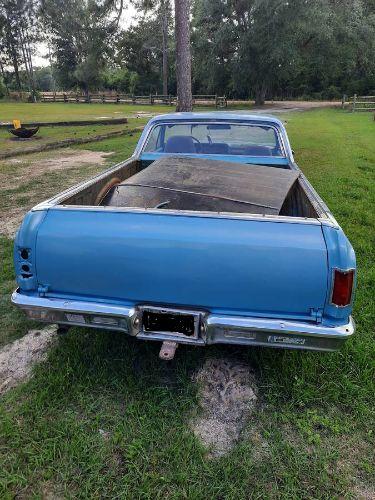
[33, 209, 328, 320]
[13, 112, 356, 335]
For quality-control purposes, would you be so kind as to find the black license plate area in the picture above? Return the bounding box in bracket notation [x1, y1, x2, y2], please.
[143, 309, 196, 337]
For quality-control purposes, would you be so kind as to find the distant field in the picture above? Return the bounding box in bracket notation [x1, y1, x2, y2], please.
[0, 101, 188, 123]
[0, 122, 144, 157]
[0, 109, 374, 498]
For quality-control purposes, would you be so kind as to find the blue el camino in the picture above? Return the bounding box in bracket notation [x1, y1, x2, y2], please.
[12, 112, 356, 357]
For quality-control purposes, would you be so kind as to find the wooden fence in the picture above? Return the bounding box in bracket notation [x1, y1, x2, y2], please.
[39, 91, 227, 108]
[342, 94, 375, 112]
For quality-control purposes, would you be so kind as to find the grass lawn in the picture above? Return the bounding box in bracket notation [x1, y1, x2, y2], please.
[0, 119, 145, 157]
[0, 100, 254, 125]
[0, 101, 175, 123]
[0, 109, 374, 498]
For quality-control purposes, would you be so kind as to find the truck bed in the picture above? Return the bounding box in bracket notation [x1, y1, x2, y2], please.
[100, 157, 299, 215]
[59, 156, 323, 218]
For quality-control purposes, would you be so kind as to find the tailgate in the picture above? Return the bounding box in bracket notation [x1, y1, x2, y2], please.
[35, 209, 328, 321]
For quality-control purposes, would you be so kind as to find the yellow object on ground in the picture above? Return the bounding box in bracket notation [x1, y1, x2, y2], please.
[13, 119, 21, 129]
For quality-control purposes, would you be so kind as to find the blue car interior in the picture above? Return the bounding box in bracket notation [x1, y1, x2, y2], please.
[163, 135, 275, 155]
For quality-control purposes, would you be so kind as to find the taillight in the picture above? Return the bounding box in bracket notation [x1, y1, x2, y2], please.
[331, 269, 354, 307]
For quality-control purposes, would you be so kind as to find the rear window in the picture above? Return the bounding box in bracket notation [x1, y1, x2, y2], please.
[143, 122, 283, 157]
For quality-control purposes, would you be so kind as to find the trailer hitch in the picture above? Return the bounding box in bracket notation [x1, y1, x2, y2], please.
[159, 341, 178, 360]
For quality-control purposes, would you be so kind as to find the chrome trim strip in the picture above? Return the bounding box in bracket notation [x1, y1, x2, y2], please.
[206, 315, 354, 339]
[43, 205, 324, 225]
[12, 290, 354, 351]
[11, 290, 135, 327]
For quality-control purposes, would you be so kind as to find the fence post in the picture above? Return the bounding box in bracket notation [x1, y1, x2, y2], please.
[63, 93, 67, 103]
[341, 94, 346, 109]
[53, 91, 56, 102]
[352, 93, 357, 112]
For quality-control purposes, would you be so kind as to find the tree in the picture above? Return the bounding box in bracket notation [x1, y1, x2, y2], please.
[40, 0, 123, 93]
[192, 0, 235, 96]
[174, 0, 192, 111]
[131, 0, 172, 95]
[116, 18, 165, 94]
[0, 0, 39, 96]
[34, 66, 54, 91]
[192, 0, 375, 102]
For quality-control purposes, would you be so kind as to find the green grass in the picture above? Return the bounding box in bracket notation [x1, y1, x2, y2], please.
[0, 116, 146, 156]
[73, 128, 142, 164]
[0, 100, 253, 125]
[0, 101, 173, 123]
[0, 109, 374, 498]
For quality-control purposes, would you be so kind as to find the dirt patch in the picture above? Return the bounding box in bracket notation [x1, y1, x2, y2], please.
[0, 149, 112, 237]
[0, 325, 57, 394]
[1, 207, 34, 238]
[191, 357, 258, 458]
[351, 482, 375, 500]
[7, 148, 113, 175]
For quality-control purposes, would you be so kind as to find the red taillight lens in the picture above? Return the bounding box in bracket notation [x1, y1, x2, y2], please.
[331, 269, 354, 307]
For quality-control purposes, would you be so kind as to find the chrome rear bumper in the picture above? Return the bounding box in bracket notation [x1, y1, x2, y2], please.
[12, 289, 354, 352]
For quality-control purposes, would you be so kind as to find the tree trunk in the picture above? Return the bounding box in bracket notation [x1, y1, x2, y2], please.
[20, 28, 36, 101]
[0, 61, 10, 95]
[5, 29, 22, 91]
[161, 0, 168, 96]
[174, 0, 192, 112]
[255, 84, 267, 106]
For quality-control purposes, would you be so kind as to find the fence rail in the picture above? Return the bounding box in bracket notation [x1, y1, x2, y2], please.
[342, 94, 375, 112]
[39, 91, 227, 108]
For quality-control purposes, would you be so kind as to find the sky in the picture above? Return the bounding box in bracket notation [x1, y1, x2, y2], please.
[33, 5, 138, 68]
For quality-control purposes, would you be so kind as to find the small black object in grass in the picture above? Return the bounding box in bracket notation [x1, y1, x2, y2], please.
[9, 126, 39, 139]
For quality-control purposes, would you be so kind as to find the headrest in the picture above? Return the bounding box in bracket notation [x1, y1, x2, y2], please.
[165, 135, 196, 153]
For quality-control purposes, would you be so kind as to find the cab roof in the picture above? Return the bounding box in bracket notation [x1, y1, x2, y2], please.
[149, 111, 284, 127]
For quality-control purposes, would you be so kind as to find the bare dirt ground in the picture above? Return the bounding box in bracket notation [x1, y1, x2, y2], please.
[0, 325, 57, 394]
[0, 148, 112, 237]
[230, 99, 341, 112]
[190, 357, 258, 458]
[5, 148, 113, 186]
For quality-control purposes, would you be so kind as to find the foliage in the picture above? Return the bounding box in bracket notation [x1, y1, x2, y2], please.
[2, 0, 375, 101]
[40, 0, 124, 91]
[33, 66, 54, 91]
[115, 16, 172, 94]
[0, 0, 40, 94]
[101, 67, 139, 93]
[192, 0, 375, 101]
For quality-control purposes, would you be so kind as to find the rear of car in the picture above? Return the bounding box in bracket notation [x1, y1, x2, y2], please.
[12, 113, 356, 352]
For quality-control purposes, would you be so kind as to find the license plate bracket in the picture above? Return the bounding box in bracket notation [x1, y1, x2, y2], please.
[141, 306, 201, 338]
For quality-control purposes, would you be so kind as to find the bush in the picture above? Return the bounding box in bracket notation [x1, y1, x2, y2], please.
[322, 85, 342, 100]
